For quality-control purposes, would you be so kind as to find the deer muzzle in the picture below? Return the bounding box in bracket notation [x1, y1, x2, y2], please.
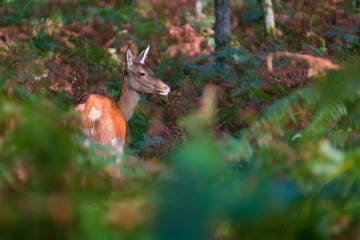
[159, 84, 171, 96]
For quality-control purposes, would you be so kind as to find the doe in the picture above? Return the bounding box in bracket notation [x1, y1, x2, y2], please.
[76, 46, 170, 163]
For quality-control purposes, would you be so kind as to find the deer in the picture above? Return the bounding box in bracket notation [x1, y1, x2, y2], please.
[75, 46, 170, 163]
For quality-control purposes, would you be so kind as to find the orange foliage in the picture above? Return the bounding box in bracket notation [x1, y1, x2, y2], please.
[259, 51, 341, 89]
[277, 0, 357, 45]
[164, 24, 214, 61]
[150, 0, 193, 26]
[267, 51, 341, 77]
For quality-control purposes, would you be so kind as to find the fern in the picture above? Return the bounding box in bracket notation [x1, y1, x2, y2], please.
[186, 46, 255, 85]
[230, 60, 360, 163]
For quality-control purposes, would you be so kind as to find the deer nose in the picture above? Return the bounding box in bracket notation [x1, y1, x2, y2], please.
[164, 85, 170, 92]
[159, 84, 170, 96]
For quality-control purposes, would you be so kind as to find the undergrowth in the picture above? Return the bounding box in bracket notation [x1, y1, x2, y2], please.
[1, 0, 360, 239]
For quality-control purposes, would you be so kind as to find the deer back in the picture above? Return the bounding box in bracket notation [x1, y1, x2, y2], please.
[76, 94, 129, 145]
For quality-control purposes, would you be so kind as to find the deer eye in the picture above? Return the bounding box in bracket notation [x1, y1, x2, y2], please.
[140, 72, 145, 76]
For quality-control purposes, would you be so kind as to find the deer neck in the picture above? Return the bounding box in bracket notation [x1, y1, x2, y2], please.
[116, 75, 141, 122]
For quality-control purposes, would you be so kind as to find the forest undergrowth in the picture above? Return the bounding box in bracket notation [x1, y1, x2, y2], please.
[1, 0, 360, 239]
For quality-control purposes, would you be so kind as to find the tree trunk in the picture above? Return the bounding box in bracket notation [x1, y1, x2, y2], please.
[261, 0, 276, 37]
[214, 0, 231, 50]
[195, 0, 202, 15]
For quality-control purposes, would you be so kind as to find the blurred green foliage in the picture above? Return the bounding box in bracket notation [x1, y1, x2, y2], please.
[1, 0, 360, 239]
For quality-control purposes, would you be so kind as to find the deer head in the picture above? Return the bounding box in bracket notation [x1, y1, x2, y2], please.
[124, 46, 170, 96]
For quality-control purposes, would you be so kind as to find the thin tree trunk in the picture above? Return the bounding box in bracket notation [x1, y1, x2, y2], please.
[214, 0, 231, 50]
[261, 0, 276, 37]
[357, 0, 360, 41]
[195, 0, 202, 15]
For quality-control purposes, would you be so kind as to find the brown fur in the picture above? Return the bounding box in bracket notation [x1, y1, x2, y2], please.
[77, 94, 129, 144]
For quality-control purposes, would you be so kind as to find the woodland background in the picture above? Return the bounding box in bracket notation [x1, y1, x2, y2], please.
[1, 0, 360, 239]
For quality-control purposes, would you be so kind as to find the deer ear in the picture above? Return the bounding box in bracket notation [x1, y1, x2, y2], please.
[125, 47, 133, 68]
[135, 45, 150, 64]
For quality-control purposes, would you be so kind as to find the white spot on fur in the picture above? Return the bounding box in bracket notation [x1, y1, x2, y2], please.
[111, 138, 125, 164]
[90, 106, 101, 123]
[88, 107, 100, 138]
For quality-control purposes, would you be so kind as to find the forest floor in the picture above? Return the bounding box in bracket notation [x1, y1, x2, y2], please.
[1, 0, 360, 239]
